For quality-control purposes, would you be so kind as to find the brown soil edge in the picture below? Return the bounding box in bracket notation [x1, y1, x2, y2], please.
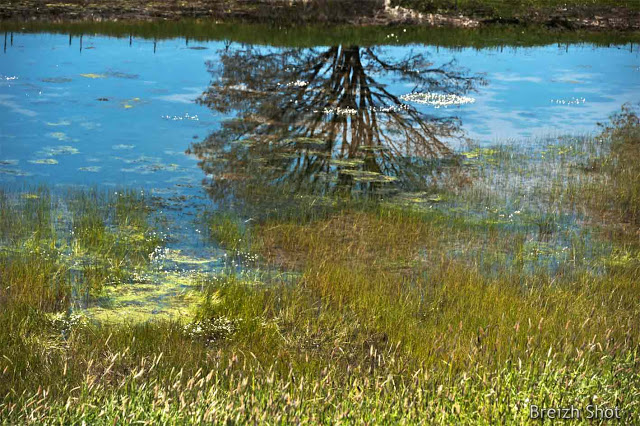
[0, 0, 639, 31]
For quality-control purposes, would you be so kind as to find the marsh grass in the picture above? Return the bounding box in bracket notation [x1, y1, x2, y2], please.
[0, 187, 162, 308]
[254, 204, 639, 368]
[1, 107, 640, 423]
[588, 106, 640, 228]
[202, 211, 250, 252]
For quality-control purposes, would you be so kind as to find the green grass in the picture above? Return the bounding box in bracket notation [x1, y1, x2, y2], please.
[0, 339, 637, 423]
[1, 107, 640, 423]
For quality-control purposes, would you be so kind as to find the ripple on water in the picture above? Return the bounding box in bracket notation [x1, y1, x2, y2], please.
[78, 166, 102, 172]
[46, 120, 71, 126]
[0, 167, 31, 176]
[112, 144, 135, 150]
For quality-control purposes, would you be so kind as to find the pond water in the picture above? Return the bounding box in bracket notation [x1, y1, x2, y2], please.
[1, 33, 638, 194]
[1, 30, 638, 320]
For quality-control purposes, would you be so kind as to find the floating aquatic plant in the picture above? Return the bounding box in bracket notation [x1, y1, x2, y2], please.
[38, 146, 79, 156]
[79, 73, 106, 79]
[0, 167, 30, 176]
[121, 163, 180, 174]
[104, 71, 139, 79]
[47, 132, 70, 141]
[29, 158, 58, 165]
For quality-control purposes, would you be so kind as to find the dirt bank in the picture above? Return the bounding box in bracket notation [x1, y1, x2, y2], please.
[1, 0, 639, 31]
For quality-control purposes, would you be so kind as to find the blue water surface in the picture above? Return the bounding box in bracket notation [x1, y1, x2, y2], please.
[1, 34, 638, 191]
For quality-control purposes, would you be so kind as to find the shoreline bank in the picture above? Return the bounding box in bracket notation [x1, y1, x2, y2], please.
[1, 0, 639, 31]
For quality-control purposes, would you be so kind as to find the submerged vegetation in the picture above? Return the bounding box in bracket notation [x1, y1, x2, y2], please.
[0, 188, 162, 309]
[1, 104, 639, 422]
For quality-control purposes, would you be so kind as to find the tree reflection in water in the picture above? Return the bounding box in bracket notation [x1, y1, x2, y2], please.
[188, 45, 484, 208]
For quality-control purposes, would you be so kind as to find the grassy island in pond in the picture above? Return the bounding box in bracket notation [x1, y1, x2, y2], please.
[1, 105, 639, 423]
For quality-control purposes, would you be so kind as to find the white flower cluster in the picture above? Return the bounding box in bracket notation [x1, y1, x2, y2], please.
[550, 97, 586, 105]
[228, 83, 248, 91]
[399, 92, 476, 108]
[48, 311, 86, 334]
[371, 105, 410, 113]
[148, 246, 166, 262]
[184, 317, 239, 344]
[314, 105, 410, 115]
[161, 113, 199, 121]
[318, 106, 358, 116]
[278, 80, 309, 88]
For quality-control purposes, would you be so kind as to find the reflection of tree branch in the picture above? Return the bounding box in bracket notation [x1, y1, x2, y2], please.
[191, 44, 482, 203]
[363, 47, 478, 93]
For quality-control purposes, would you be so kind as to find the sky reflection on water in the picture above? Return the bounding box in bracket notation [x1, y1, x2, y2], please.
[0, 33, 638, 191]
